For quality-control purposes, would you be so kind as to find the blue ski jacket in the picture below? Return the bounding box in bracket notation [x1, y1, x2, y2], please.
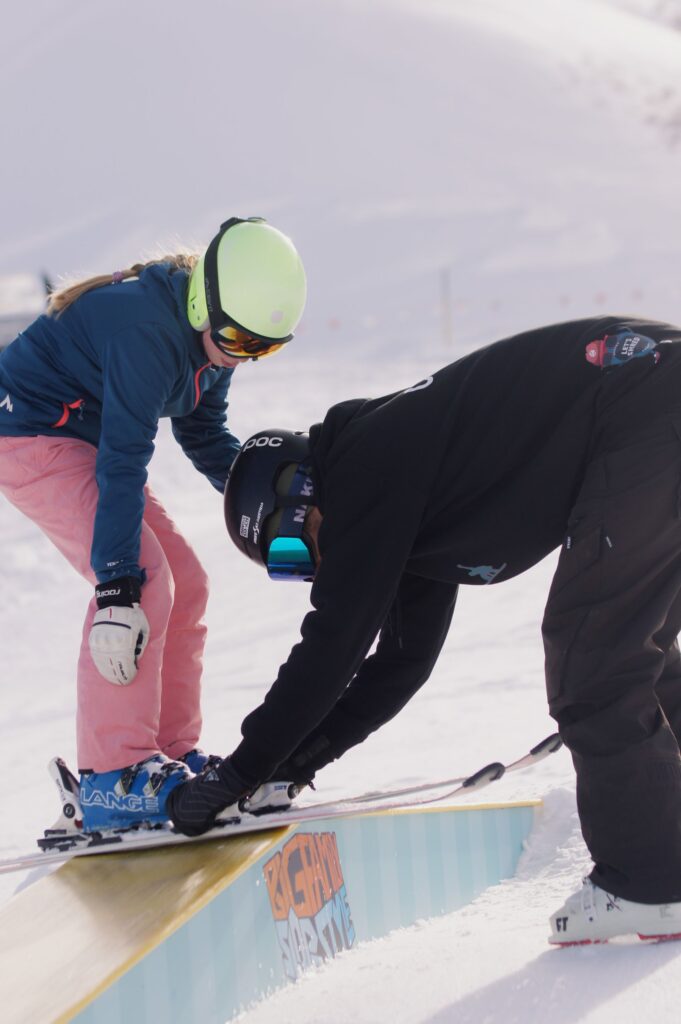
[0, 263, 240, 582]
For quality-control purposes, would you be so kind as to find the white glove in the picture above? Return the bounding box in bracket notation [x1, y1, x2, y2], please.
[88, 603, 150, 686]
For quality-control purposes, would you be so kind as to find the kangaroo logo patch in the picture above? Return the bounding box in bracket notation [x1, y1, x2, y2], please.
[457, 562, 507, 584]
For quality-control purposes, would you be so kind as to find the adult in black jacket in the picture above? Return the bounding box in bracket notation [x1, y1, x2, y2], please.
[169, 315, 681, 942]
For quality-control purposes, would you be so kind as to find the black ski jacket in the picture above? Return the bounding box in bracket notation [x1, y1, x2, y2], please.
[231, 315, 681, 783]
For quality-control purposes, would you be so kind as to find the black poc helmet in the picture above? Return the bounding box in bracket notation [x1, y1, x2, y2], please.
[224, 428, 317, 580]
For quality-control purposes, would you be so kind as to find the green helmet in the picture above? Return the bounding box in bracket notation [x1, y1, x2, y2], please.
[187, 217, 307, 343]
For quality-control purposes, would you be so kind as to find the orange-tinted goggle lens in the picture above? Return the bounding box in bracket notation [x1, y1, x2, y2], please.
[213, 325, 286, 360]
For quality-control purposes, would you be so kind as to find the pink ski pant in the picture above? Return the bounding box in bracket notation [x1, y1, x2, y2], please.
[0, 435, 207, 771]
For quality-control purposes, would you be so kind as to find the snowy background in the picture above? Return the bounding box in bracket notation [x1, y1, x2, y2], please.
[2, 0, 681, 1020]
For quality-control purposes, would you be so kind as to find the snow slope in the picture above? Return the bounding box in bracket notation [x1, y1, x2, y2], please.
[237, 790, 681, 1024]
[2, 0, 681, 1019]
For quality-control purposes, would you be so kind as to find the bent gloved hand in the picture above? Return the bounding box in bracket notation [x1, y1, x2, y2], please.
[88, 576, 150, 686]
[166, 757, 255, 836]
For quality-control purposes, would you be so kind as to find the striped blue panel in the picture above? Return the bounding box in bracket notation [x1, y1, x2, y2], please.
[73, 804, 536, 1024]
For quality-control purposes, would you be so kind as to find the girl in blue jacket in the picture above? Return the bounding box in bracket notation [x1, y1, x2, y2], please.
[0, 216, 307, 831]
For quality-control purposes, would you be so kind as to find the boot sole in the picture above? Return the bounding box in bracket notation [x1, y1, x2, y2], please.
[550, 932, 681, 946]
[549, 939, 608, 947]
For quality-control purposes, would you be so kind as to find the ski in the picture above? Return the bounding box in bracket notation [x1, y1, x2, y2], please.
[0, 733, 562, 876]
[240, 732, 563, 815]
[252, 732, 562, 817]
[335, 732, 563, 807]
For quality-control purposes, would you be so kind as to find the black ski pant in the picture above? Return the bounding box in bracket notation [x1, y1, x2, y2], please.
[543, 409, 681, 903]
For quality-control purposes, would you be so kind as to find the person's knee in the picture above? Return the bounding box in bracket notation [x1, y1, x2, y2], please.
[170, 558, 210, 624]
[139, 556, 175, 630]
[189, 562, 210, 617]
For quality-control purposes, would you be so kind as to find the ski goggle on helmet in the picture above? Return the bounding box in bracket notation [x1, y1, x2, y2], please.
[224, 429, 318, 581]
[186, 217, 307, 361]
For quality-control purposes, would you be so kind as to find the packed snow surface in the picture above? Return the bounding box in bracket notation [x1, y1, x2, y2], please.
[2, 0, 681, 1021]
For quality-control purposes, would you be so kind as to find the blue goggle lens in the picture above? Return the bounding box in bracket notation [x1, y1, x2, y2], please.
[267, 536, 316, 581]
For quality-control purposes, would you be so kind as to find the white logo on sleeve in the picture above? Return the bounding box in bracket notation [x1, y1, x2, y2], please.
[0, 393, 13, 413]
[403, 376, 433, 394]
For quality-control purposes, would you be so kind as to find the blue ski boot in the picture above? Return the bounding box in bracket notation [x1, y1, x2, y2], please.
[79, 754, 192, 832]
[178, 748, 222, 775]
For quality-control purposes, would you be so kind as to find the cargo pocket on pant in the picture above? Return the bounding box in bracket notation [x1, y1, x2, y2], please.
[543, 520, 604, 709]
[552, 518, 604, 595]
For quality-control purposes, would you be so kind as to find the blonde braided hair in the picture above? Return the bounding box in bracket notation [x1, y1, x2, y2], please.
[47, 252, 200, 316]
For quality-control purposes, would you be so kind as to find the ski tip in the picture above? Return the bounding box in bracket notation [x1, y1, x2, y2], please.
[530, 734, 563, 757]
[463, 762, 505, 788]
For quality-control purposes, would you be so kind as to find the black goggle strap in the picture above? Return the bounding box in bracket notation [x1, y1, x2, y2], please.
[204, 218, 245, 329]
[275, 463, 316, 527]
[203, 216, 269, 334]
